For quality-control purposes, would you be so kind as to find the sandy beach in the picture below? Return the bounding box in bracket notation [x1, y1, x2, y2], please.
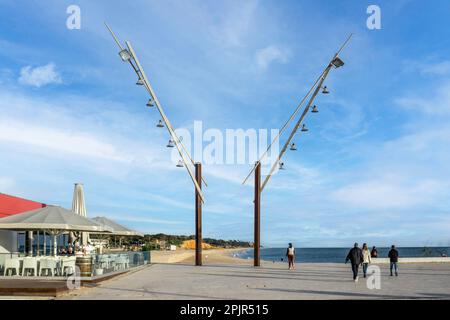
[150, 248, 251, 265]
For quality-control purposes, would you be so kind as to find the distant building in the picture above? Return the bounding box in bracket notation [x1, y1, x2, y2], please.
[0, 193, 46, 253]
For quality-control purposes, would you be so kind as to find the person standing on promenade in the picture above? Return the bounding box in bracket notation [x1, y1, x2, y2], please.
[371, 246, 378, 258]
[388, 245, 399, 276]
[286, 243, 295, 270]
[362, 243, 371, 278]
[345, 242, 363, 282]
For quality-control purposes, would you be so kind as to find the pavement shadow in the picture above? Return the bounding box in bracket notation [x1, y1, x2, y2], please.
[253, 287, 425, 299]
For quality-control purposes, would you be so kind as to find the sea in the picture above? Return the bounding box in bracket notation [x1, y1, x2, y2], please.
[237, 247, 449, 263]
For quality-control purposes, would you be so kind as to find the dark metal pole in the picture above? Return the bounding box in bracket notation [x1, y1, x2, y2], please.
[195, 162, 202, 266]
[254, 161, 261, 267]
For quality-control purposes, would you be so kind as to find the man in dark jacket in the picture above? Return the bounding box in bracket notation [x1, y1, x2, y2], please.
[388, 245, 399, 276]
[345, 243, 363, 281]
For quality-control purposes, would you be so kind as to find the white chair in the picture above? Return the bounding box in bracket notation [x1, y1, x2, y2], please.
[123, 255, 130, 269]
[61, 257, 76, 276]
[109, 255, 117, 271]
[98, 255, 109, 269]
[40, 258, 58, 276]
[4, 257, 20, 276]
[22, 257, 38, 276]
[115, 256, 126, 270]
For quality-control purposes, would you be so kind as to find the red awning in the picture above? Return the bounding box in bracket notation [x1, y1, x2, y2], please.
[0, 193, 46, 218]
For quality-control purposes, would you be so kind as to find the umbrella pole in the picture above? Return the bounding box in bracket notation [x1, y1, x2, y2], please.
[53, 234, 57, 256]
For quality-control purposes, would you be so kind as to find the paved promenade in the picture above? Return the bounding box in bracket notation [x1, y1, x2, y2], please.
[60, 262, 450, 300]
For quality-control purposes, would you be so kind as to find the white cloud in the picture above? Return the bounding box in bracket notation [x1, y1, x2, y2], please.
[420, 61, 450, 76]
[18, 63, 62, 87]
[329, 123, 450, 211]
[0, 88, 174, 180]
[395, 82, 450, 116]
[0, 118, 131, 162]
[255, 45, 291, 70]
[404, 59, 450, 76]
[332, 177, 442, 210]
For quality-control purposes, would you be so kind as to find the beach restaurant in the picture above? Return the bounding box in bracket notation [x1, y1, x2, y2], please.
[0, 186, 148, 279]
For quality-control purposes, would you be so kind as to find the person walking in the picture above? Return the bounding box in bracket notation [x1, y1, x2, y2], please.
[286, 243, 295, 270]
[388, 245, 399, 276]
[371, 246, 378, 258]
[345, 242, 363, 282]
[362, 243, 371, 278]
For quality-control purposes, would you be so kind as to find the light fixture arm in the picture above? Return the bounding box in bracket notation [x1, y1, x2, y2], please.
[241, 68, 328, 186]
[105, 23, 205, 201]
[242, 34, 352, 186]
[260, 64, 333, 192]
[125, 41, 205, 202]
[259, 34, 352, 192]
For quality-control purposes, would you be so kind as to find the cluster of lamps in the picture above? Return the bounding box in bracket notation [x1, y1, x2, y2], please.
[120, 46, 186, 167]
[282, 84, 331, 170]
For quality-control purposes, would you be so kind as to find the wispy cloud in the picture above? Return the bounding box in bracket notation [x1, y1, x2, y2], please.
[18, 63, 62, 87]
[395, 82, 450, 115]
[403, 58, 450, 76]
[255, 45, 291, 70]
[420, 61, 450, 76]
[0, 118, 131, 162]
[332, 177, 443, 210]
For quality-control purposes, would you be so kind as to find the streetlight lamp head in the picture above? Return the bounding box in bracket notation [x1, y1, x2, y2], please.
[156, 120, 164, 128]
[118, 49, 131, 62]
[301, 124, 309, 132]
[322, 86, 330, 94]
[176, 160, 184, 168]
[136, 78, 144, 86]
[279, 161, 285, 170]
[146, 99, 155, 107]
[311, 105, 319, 113]
[332, 56, 345, 68]
[290, 143, 297, 151]
[167, 139, 175, 148]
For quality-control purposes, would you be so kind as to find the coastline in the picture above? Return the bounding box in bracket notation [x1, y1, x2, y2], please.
[150, 247, 251, 264]
[150, 247, 450, 265]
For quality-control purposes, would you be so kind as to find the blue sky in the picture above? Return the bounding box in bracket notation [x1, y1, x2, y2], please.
[1, 0, 449, 247]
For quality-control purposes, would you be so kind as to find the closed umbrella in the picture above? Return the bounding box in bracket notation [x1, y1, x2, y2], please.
[72, 183, 88, 246]
[0, 205, 112, 255]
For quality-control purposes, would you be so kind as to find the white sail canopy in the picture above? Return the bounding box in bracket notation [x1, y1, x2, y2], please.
[91, 216, 144, 237]
[0, 205, 113, 233]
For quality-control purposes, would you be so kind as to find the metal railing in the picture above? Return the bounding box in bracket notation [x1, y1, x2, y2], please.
[0, 251, 151, 278]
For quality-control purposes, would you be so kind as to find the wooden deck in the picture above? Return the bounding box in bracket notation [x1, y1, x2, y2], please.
[0, 279, 70, 297]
